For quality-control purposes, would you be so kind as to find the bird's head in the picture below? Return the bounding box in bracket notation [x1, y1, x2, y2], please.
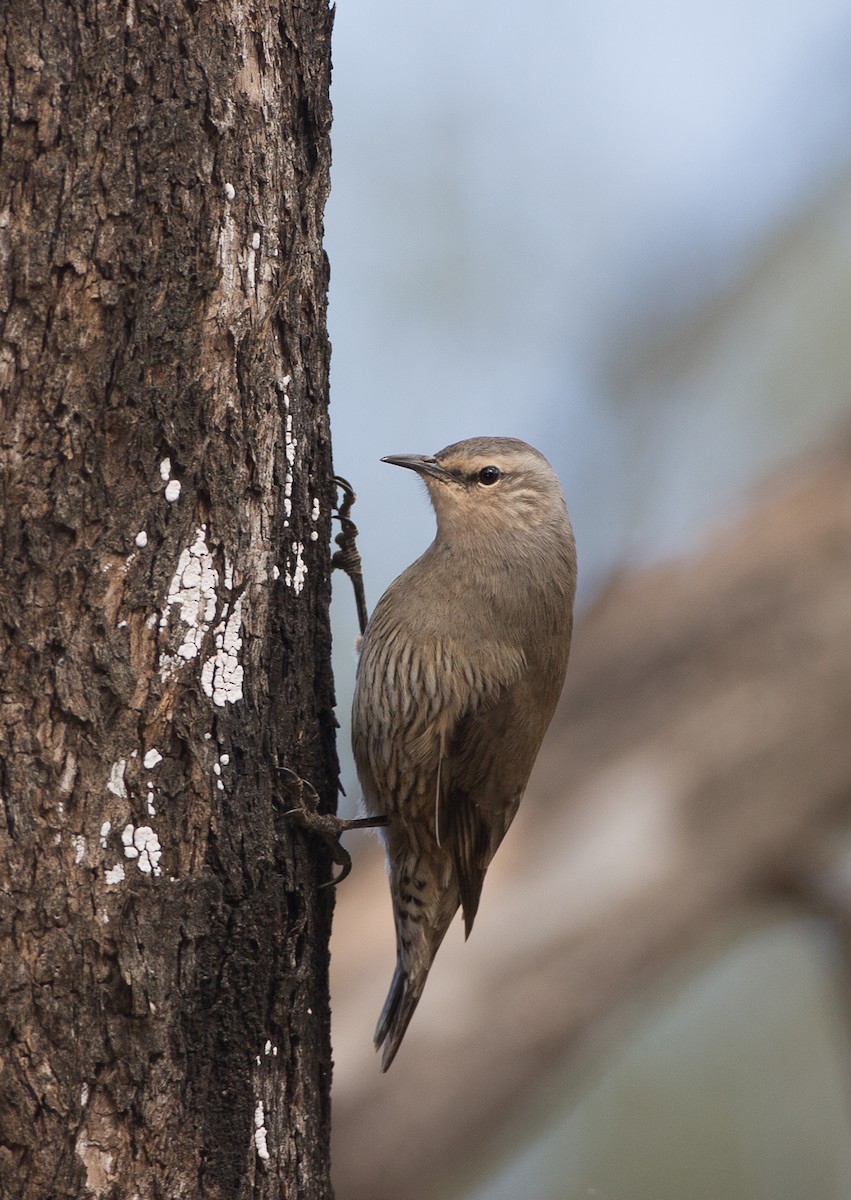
[382, 437, 569, 543]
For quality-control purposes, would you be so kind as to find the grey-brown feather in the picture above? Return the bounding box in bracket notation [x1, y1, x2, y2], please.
[352, 437, 576, 1070]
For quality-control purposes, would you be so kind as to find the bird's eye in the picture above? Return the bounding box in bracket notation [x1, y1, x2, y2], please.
[477, 465, 501, 486]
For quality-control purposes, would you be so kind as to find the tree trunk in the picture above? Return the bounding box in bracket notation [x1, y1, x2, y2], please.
[0, 3, 337, 1197]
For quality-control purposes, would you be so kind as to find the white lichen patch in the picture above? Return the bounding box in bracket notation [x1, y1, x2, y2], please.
[100, 821, 111, 848]
[310, 496, 320, 522]
[285, 542, 307, 595]
[254, 1101, 270, 1162]
[164, 479, 181, 503]
[105, 863, 125, 885]
[272, 564, 280, 581]
[159, 527, 219, 681]
[200, 588, 245, 707]
[160, 458, 172, 481]
[121, 824, 162, 877]
[224, 181, 236, 200]
[143, 748, 163, 770]
[283, 411, 296, 521]
[80, 1083, 89, 1107]
[74, 835, 86, 865]
[135, 530, 148, 548]
[107, 759, 127, 798]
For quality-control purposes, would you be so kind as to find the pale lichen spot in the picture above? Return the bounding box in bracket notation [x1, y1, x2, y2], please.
[164, 479, 181, 503]
[285, 542, 307, 595]
[201, 583, 245, 707]
[254, 1100, 270, 1162]
[121, 823, 163, 876]
[159, 527, 219, 680]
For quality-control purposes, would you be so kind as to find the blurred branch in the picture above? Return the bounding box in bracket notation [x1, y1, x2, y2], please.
[330, 431, 851, 1200]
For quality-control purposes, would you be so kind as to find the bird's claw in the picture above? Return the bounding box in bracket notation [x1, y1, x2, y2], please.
[278, 766, 387, 886]
[332, 475, 369, 637]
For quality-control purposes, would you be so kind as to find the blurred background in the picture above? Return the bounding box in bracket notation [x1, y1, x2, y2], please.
[324, 1, 851, 1196]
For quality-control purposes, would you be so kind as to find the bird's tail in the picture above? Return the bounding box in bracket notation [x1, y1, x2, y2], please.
[374, 961, 427, 1072]
[375, 844, 458, 1069]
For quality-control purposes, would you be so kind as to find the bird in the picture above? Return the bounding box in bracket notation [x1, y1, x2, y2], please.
[351, 436, 577, 1070]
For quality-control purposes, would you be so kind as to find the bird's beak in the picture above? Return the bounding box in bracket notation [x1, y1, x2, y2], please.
[381, 454, 453, 483]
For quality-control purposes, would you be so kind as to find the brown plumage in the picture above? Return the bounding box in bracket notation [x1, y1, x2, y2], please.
[352, 437, 577, 1070]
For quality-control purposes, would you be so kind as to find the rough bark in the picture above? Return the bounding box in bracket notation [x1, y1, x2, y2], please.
[0, 3, 337, 1197]
[330, 433, 851, 1200]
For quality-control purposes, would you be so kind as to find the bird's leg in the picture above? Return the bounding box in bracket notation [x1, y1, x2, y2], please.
[277, 766, 388, 885]
[332, 475, 369, 637]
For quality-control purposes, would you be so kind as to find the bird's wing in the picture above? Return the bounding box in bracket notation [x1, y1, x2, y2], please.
[354, 626, 528, 935]
[436, 644, 530, 937]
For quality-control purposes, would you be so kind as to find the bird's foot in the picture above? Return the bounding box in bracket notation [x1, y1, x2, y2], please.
[332, 475, 369, 637]
[278, 766, 387, 885]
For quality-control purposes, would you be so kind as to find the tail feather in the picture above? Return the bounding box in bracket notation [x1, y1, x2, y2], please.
[374, 963, 426, 1071]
